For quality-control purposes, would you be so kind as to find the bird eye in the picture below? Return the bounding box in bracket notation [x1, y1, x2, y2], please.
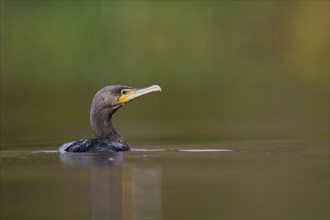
[121, 90, 127, 95]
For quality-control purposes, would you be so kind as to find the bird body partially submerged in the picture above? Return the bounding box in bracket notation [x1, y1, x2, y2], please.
[59, 139, 130, 153]
[59, 84, 161, 153]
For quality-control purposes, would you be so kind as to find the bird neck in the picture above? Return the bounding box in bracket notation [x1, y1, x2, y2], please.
[90, 108, 127, 145]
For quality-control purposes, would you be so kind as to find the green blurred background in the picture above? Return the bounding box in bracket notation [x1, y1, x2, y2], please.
[0, 1, 329, 148]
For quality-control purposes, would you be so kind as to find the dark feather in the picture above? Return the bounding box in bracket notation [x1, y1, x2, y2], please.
[63, 139, 130, 153]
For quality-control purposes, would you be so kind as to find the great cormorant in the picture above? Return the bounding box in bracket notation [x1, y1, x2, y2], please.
[59, 85, 161, 153]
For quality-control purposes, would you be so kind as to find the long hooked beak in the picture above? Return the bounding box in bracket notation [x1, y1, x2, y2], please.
[119, 85, 161, 104]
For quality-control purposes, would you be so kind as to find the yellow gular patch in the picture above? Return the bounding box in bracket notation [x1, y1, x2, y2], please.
[119, 89, 134, 104]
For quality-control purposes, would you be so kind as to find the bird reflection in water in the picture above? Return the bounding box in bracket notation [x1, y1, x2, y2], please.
[59, 153, 162, 220]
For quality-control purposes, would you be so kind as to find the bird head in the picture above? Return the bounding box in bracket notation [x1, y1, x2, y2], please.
[92, 84, 161, 112]
[90, 84, 161, 139]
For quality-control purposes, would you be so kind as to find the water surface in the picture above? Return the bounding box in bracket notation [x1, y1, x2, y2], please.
[1, 140, 328, 220]
[1, 1, 329, 219]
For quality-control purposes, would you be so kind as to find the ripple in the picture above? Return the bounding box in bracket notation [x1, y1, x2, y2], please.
[131, 148, 167, 152]
[131, 148, 232, 152]
[178, 149, 232, 152]
[31, 148, 233, 154]
[31, 150, 58, 153]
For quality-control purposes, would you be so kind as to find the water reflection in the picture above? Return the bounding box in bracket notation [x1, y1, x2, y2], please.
[59, 153, 162, 220]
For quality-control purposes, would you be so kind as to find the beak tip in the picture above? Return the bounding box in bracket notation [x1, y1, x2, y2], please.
[153, 85, 162, 92]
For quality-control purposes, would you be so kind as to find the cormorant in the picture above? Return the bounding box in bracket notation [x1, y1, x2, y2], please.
[59, 85, 161, 153]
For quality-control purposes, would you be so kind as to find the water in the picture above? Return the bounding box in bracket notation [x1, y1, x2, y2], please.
[1, 1, 329, 219]
[1, 140, 328, 220]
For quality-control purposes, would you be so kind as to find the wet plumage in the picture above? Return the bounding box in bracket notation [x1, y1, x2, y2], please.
[59, 84, 161, 153]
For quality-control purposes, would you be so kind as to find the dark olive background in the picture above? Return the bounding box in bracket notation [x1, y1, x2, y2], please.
[1, 1, 329, 220]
